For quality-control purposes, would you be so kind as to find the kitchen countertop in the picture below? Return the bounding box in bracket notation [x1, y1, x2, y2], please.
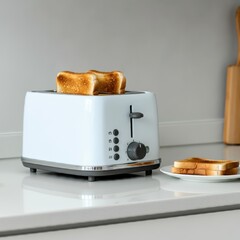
[1, 143, 240, 237]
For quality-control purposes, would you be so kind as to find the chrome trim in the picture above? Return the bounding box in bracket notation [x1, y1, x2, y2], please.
[21, 157, 160, 172]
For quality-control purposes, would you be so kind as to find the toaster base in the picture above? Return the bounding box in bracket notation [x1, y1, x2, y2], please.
[21, 158, 161, 181]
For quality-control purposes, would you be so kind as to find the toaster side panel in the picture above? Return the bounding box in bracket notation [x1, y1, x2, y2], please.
[96, 92, 160, 165]
[129, 93, 160, 161]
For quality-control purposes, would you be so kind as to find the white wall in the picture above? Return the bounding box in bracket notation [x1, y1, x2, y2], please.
[0, 0, 238, 157]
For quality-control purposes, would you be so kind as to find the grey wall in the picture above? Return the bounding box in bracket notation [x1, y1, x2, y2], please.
[0, 0, 238, 147]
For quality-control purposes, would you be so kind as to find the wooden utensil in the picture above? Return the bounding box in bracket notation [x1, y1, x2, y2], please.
[224, 7, 240, 144]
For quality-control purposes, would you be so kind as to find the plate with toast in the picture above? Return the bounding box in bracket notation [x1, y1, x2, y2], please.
[160, 158, 240, 182]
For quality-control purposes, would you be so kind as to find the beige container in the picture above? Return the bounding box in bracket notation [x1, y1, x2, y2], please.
[224, 7, 240, 144]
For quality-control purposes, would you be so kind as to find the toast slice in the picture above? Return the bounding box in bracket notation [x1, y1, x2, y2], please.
[173, 158, 239, 171]
[88, 70, 126, 94]
[56, 71, 98, 95]
[171, 166, 239, 176]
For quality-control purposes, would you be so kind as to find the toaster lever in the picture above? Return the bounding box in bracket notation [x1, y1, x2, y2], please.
[129, 112, 144, 119]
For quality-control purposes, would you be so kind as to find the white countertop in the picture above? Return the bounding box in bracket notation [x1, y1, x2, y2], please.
[1, 143, 240, 236]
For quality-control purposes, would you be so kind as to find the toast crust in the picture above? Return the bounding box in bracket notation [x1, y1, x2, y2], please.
[173, 158, 239, 171]
[88, 70, 126, 94]
[56, 71, 98, 95]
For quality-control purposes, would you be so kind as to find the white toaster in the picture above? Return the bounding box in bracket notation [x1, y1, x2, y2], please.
[21, 90, 161, 181]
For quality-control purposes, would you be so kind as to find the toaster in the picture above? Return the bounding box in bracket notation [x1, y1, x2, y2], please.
[21, 90, 161, 181]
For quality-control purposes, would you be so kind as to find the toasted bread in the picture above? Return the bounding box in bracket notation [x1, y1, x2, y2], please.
[171, 166, 239, 176]
[56, 70, 127, 95]
[173, 158, 239, 171]
[88, 70, 126, 94]
[56, 71, 98, 95]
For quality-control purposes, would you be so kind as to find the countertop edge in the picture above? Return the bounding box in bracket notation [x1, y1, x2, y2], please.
[1, 192, 240, 237]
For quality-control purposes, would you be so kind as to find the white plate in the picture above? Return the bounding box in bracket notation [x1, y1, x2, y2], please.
[160, 166, 240, 182]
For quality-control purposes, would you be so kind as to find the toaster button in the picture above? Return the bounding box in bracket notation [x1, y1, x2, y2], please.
[113, 145, 119, 152]
[114, 154, 120, 160]
[113, 129, 119, 136]
[113, 137, 119, 144]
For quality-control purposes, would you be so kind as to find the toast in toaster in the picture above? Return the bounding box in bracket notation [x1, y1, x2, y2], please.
[88, 70, 126, 94]
[173, 158, 239, 171]
[171, 166, 239, 176]
[56, 71, 98, 95]
[56, 70, 126, 95]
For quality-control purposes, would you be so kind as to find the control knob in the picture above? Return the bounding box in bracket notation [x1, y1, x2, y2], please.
[127, 142, 147, 160]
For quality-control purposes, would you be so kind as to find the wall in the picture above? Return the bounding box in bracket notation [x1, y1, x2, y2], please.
[0, 0, 237, 158]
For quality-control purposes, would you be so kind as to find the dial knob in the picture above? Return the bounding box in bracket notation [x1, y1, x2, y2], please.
[127, 142, 147, 160]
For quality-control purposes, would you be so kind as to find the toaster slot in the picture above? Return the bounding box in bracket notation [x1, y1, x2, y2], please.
[130, 105, 133, 138]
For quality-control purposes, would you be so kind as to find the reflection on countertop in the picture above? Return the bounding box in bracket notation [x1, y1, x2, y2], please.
[22, 172, 164, 212]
